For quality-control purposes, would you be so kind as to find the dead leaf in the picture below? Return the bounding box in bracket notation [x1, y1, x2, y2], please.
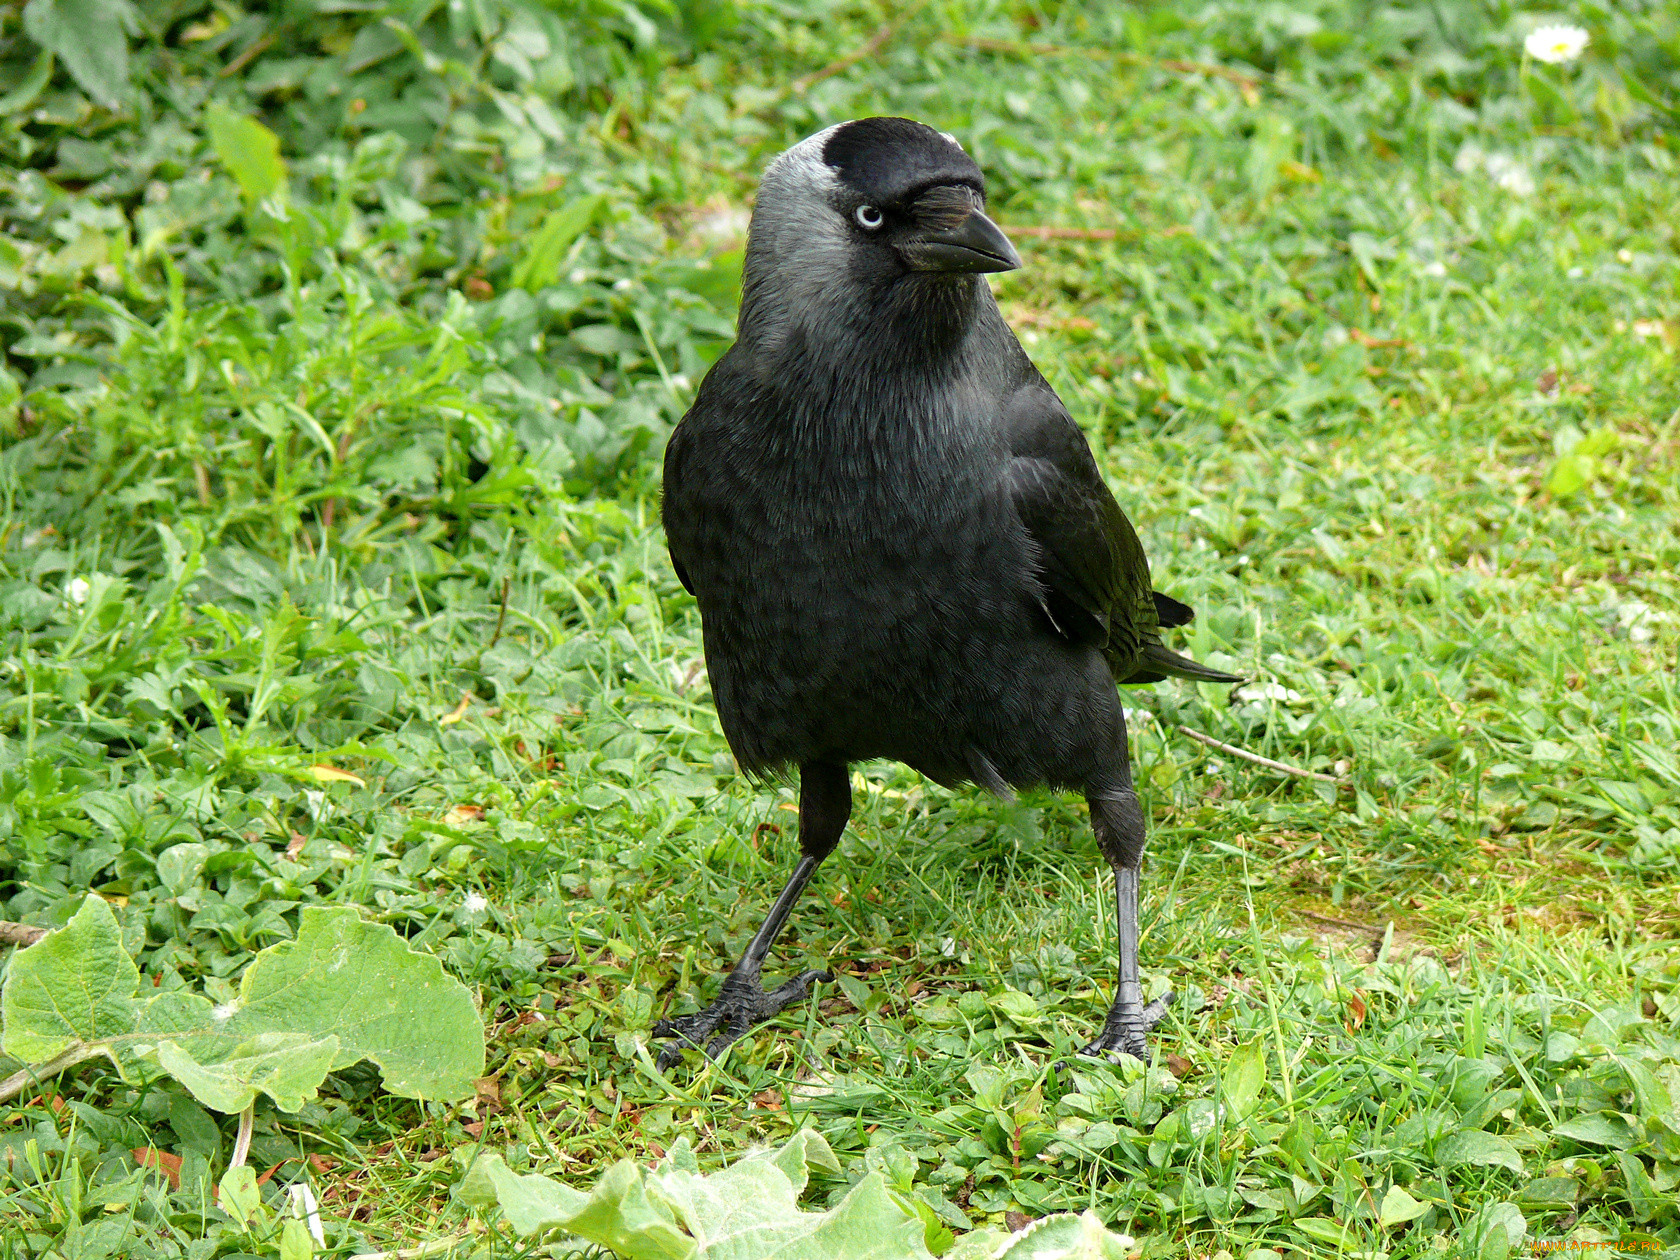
[133, 1148, 182, 1188]
[439, 692, 473, 725]
[308, 765, 365, 787]
[1164, 1053, 1196, 1078]
[1345, 989, 1368, 1031]
[286, 831, 307, 860]
[444, 804, 486, 826]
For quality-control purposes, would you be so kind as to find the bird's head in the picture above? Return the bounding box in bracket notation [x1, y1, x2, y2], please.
[738, 118, 1021, 364]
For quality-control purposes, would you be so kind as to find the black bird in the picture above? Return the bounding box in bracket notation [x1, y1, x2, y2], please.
[656, 117, 1239, 1070]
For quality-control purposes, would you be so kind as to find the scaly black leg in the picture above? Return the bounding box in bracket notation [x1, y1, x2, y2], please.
[653, 760, 850, 1071]
[1079, 783, 1174, 1062]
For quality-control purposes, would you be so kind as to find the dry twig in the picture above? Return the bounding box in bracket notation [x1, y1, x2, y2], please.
[0, 921, 48, 947]
[791, 21, 902, 94]
[1176, 725, 1344, 784]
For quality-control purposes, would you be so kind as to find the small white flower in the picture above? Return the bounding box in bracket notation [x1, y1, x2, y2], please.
[463, 892, 489, 913]
[66, 577, 91, 604]
[669, 373, 692, 393]
[1617, 248, 1634, 264]
[1484, 153, 1535, 196]
[1420, 260, 1448, 278]
[1525, 24, 1589, 64]
[1631, 319, 1663, 339]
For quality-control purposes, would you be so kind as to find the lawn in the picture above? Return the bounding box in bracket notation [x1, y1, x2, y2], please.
[2, 1, 1679, 1257]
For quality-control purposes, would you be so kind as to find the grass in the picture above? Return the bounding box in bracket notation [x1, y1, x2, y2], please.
[2, 0, 1679, 1257]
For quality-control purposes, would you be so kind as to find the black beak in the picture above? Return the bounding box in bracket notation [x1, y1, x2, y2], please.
[897, 208, 1022, 274]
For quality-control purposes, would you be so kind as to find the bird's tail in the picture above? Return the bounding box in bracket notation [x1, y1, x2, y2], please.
[1129, 641, 1244, 686]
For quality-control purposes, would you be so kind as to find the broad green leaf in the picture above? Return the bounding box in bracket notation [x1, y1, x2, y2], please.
[1220, 1037, 1266, 1120]
[948, 1211, 1134, 1260]
[20, 0, 136, 108]
[1435, 1128, 1524, 1172]
[205, 101, 287, 205]
[1552, 1112, 1638, 1149]
[1292, 1217, 1356, 1248]
[280, 1217, 315, 1260]
[464, 1156, 686, 1256]
[769, 1129, 840, 1195]
[218, 1164, 265, 1230]
[988, 988, 1041, 1027]
[1467, 1201, 1526, 1260]
[156, 1031, 340, 1114]
[463, 1132, 932, 1260]
[1517, 1177, 1578, 1208]
[219, 906, 481, 1101]
[1, 895, 137, 1063]
[1378, 1184, 1429, 1228]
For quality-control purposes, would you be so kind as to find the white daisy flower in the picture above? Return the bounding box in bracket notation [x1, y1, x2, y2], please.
[1525, 24, 1589, 64]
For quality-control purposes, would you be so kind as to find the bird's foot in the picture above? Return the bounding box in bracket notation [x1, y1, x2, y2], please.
[652, 966, 831, 1072]
[1077, 990, 1174, 1063]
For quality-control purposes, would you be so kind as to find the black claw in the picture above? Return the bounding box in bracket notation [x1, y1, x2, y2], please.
[650, 968, 830, 1071]
[1077, 988, 1175, 1064]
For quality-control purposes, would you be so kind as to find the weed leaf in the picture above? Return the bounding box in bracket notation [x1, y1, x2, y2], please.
[0, 895, 137, 1063]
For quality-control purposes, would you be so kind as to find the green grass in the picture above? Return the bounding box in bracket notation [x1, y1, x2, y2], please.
[3, 1, 1680, 1257]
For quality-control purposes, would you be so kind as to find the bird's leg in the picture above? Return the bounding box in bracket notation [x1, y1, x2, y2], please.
[1080, 785, 1173, 1062]
[652, 761, 850, 1071]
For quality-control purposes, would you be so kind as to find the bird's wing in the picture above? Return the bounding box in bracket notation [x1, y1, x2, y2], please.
[1001, 382, 1157, 666]
[661, 418, 697, 596]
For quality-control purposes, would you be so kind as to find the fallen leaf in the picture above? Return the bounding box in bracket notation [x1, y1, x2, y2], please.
[133, 1148, 183, 1188]
[1164, 1053, 1196, 1078]
[444, 804, 486, 826]
[309, 765, 365, 787]
[440, 693, 473, 725]
[1345, 990, 1368, 1031]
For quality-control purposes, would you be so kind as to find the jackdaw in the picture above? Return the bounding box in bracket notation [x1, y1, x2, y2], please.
[656, 116, 1239, 1070]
